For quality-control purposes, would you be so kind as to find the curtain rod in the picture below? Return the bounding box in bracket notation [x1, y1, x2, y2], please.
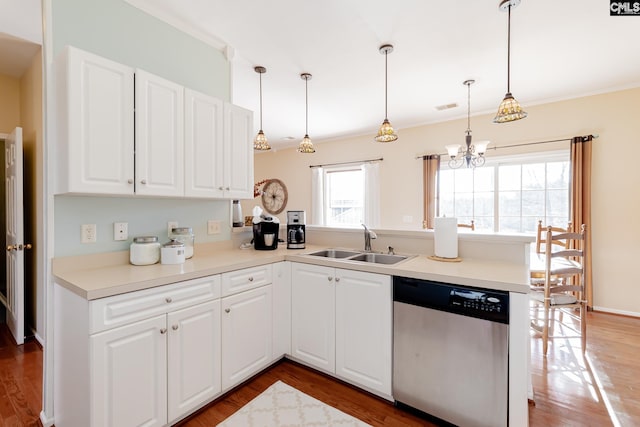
[309, 157, 383, 169]
[415, 134, 598, 159]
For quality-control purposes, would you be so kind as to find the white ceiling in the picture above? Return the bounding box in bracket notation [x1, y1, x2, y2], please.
[126, 0, 640, 150]
[4, 1, 640, 150]
[0, 0, 41, 77]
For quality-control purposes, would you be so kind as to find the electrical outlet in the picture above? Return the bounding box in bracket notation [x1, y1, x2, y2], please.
[168, 221, 178, 237]
[207, 220, 221, 235]
[81, 224, 97, 243]
[114, 222, 128, 241]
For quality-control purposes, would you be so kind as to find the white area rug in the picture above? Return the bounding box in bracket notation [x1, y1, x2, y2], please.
[217, 380, 371, 426]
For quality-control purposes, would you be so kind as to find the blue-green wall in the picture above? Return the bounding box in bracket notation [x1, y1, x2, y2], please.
[52, 0, 235, 256]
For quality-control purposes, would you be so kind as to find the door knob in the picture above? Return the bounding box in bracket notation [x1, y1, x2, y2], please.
[24, 243, 32, 250]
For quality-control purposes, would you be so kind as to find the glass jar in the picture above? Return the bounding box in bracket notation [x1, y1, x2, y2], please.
[169, 227, 194, 259]
[129, 236, 161, 265]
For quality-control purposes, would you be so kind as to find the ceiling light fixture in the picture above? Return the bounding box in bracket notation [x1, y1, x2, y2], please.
[445, 80, 490, 168]
[253, 66, 271, 150]
[374, 44, 398, 143]
[494, 0, 527, 123]
[297, 73, 315, 153]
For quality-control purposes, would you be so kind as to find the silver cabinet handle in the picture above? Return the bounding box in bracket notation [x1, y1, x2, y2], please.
[165, 297, 172, 303]
[248, 277, 254, 282]
[140, 179, 147, 185]
[127, 179, 133, 184]
[335, 277, 341, 282]
[172, 324, 179, 331]
[160, 328, 167, 334]
[328, 276, 333, 282]
[225, 308, 231, 313]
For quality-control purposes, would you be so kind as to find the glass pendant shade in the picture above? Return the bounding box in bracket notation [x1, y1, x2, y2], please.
[375, 119, 398, 143]
[493, 92, 527, 123]
[253, 130, 270, 151]
[297, 134, 315, 153]
[253, 66, 271, 150]
[474, 140, 490, 155]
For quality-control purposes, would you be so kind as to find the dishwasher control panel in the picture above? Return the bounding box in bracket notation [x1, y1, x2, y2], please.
[393, 276, 509, 324]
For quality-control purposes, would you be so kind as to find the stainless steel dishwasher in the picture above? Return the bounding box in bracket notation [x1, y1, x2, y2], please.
[393, 276, 509, 427]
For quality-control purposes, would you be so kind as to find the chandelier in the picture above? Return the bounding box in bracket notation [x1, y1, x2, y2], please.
[445, 80, 490, 168]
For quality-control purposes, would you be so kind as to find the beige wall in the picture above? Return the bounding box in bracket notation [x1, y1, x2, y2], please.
[0, 73, 21, 132]
[253, 87, 640, 315]
[20, 48, 43, 338]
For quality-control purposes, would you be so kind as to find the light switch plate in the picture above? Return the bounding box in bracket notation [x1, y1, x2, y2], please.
[81, 224, 97, 243]
[114, 222, 128, 241]
[207, 220, 221, 235]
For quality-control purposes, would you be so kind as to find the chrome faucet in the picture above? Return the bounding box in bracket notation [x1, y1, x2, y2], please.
[362, 224, 377, 252]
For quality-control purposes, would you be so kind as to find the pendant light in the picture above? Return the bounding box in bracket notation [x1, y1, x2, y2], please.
[493, 0, 528, 123]
[297, 73, 315, 153]
[445, 80, 490, 168]
[374, 44, 398, 143]
[253, 66, 271, 150]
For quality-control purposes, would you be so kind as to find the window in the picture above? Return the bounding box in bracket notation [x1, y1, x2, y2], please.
[311, 162, 380, 227]
[438, 151, 570, 233]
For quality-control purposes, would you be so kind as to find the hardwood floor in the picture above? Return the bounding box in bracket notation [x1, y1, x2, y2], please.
[1, 311, 639, 426]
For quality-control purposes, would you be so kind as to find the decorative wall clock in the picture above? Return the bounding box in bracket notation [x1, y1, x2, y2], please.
[256, 178, 288, 215]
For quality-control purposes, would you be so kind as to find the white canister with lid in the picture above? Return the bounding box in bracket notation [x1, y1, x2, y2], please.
[130, 236, 161, 265]
[161, 239, 186, 265]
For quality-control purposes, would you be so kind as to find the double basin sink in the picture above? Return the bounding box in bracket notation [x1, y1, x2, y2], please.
[306, 248, 411, 265]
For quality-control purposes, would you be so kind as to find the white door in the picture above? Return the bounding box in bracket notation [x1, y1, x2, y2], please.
[4, 127, 25, 345]
[223, 103, 253, 199]
[335, 269, 392, 396]
[91, 315, 167, 427]
[167, 300, 221, 424]
[291, 263, 335, 373]
[221, 285, 272, 390]
[135, 69, 184, 197]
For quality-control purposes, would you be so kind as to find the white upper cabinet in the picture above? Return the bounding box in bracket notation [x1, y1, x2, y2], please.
[184, 89, 224, 198]
[223, 103, 254, 199]
[135, 70, 184, 197]
[56, 46, 135, 195]
[56, 46, 253, 199]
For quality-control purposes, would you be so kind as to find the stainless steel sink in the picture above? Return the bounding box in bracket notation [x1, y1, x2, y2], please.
[348, 253, 408, 265]
[307, 249, 362, 258]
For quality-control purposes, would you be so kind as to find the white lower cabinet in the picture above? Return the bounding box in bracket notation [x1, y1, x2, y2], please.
[221, 284, 273, 390]
[291, 263, 392, 398]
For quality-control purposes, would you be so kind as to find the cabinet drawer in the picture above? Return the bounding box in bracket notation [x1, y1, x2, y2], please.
[90, 275, 220, 334]
[222, 264, 272, 297]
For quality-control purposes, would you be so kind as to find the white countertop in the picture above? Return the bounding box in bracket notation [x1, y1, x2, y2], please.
[53, 243, 530, 300]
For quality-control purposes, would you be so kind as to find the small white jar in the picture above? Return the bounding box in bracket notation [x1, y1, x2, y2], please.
[169, 227, 194, 259]
[130, 236, 161, 265]
[161, 239, 186, 265]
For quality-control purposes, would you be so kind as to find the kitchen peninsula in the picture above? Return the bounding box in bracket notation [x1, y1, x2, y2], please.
[53, 238, 530, 427]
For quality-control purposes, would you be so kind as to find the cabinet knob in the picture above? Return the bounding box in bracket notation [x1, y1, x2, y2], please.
[248, 277, 254, 282]
[160, 328, 167, 334]
[165, 297, 172, 303]
[335, 277, 341, 282]
[127, 179, 133, 184]
[6, 245, 15, 251]
[226, 187, 230, 191]
[140, 179, 147, 185]
[328, 276, 333, 282]
[172, 324, 179, 331]
[218, 186, 224, 190]
[225, 308, 231, 313]
[24, 243, 32, 250]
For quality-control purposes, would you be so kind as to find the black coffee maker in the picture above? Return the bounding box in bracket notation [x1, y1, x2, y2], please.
[287, 211, 306, 249]
[253, 218, 279, 250]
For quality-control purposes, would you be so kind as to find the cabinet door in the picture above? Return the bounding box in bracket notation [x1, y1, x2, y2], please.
[335, 269, 392, 397]
[184, 89, 225, 198]
[272, 261, 292, 360]
[167, 300, 221, 423]
[223, 103, 253, 199]
[57, 46, 134, 195]
[221, 285, 272, 390]
[91, 315, 167, 427]
[135, 69, 184, 196]
[291, 263, 335, 373]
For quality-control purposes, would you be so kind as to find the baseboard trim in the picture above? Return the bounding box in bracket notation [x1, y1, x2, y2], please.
[40, 410, 54, 427]
[593, 306, 640, 319]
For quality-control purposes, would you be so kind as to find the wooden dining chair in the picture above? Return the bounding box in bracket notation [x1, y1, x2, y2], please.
[457, 220, 475, 231]
[530, 224, 587, 356]
[535, 220, 572, 254]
